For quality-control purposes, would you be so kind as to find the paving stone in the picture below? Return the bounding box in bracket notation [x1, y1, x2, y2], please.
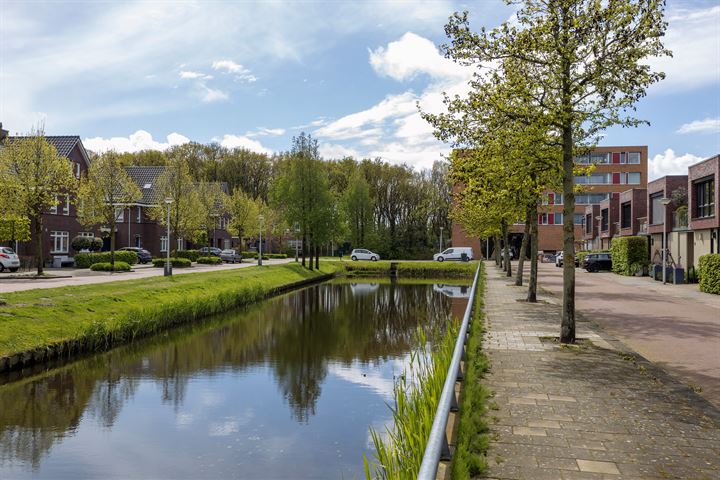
[478, 264, 720, 479]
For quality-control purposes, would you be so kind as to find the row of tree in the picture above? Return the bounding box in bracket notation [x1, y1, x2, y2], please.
[423, 0, 669, 343]
[0, 130, 453, 273]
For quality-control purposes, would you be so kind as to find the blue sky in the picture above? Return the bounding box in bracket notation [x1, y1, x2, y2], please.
[1, 0, 718, 178]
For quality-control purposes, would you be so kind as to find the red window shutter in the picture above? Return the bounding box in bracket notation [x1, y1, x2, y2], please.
[612, 172, 620, 184]
[548, 213, 555, 224]
[548, 193, 555, 205]
[612, 153, 620, 164]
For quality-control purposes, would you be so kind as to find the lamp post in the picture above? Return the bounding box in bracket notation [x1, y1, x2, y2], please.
[660, 197, 671, 284]
[581, 216, 586, 251]
[595, 215, 602, 250]
[258, 214, 265, 266]
[439, 226, 444, 252]
[164, 198, 173, 276]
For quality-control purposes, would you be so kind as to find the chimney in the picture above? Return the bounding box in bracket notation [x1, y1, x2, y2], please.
[0, 122, 7, 143]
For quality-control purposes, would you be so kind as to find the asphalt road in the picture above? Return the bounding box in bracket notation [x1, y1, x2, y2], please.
[520, 260, 720, 408]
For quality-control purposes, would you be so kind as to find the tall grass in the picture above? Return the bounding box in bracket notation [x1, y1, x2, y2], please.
[364, 325, 459, 480]
[341, 260, 476, 278]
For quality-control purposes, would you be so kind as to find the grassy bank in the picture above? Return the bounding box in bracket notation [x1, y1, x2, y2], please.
[341, 260, 478, 278]
[0, 263, 339, 370]
[452, 269, 491, 479]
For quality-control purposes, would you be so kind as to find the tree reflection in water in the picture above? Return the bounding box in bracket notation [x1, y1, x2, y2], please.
[0, 281, 463, 468]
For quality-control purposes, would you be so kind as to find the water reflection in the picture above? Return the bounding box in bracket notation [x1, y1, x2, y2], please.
[0, 281, 466, 478]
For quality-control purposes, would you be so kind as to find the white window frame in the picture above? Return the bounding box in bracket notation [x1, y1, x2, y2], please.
[50, 231, 69, 254]
[115, 207, 124, 222]
[628, 152, 641, 164]
[160, 236, 169, 253]
[75, 162, 81, 179]
[177, 238, 184, 251]
[136, 206, 142, 223]
[63, 195, 70, 215]
[78, 231, 94, 238]
[50, 195, 58, 214]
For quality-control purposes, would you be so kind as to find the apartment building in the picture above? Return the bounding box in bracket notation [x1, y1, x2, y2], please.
[647, 175, 689, 266]
[688, 155, 719, 267]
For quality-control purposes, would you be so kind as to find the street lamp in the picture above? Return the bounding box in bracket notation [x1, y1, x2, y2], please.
[595, 215, 602, 250]
[164, 198, 173, 276]
[581, 216, 586, 250]
[258, 214, 265, 266]
[439, 226, 444, 252]
[660, 197, 671, 284]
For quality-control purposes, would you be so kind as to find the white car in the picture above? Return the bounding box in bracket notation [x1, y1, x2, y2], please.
[350, 249, 380, 261]
[0, 247, 20, 272]
[433, 247, 474, 262]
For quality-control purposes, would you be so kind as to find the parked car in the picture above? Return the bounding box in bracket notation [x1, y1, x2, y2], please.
[350, 249, 380, 261]
[433, 247, 474, 262]
[220, 249, 242, 263]
[555, 251, 579, 267]
[0, 247, 20, 272]
[199, 247, 223, 257]
[119, 247, 152, 264]
[583, 252, 612, 272]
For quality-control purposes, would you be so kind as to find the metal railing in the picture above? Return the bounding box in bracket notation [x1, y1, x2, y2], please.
[417, 264, 482, 480]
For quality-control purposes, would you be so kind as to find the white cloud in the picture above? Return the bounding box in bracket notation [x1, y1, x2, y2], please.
[648, 6, 720, 92]
[676, 118, 720, 135]
[318, 143, 361, 159]
[649, 149, 704, 179]
[212, 59, 257, 82]
[247, 127, 285, 137]
[369, 32, 469, 81]
[83, 130, 190, 153]
[179, 70, 212, 80]
[217, 134, 273, 155]
[200, 85, 229, 102]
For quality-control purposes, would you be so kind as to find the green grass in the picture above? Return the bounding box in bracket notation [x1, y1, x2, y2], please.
[336, 260, 478, 278]
[0, 263, 339, 363]
[451, 268, 491, 479]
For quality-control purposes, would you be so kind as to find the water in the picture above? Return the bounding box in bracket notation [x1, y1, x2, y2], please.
[0, 279, 469, 479]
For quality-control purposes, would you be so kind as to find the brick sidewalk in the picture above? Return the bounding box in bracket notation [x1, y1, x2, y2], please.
[481, 264, 720, 479]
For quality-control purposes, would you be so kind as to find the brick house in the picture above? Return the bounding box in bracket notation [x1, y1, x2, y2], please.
[598, 193, 620, 250]
[2, 134, 97, 265]
[617, 188, 648, 237]
[647, 175, 689, 267]
[687, 155, 719, 268]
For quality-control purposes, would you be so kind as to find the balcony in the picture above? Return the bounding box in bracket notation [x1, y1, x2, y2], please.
[673, 207, 688, 231]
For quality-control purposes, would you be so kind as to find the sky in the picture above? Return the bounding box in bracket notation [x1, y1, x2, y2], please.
[1, 0, 718, 179]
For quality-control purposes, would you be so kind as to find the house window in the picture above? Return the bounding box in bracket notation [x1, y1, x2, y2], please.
[590, 153, 610, 164]
[136, 206, 142, 223]
[160, 236, 169, 252]
[50, 195, 58, 214]
[554, 212, 564, 225]
[574, 213, 584, 225]
[695, 177, 715, 218]
[50, 231, 69, 253]
[621, 202, 632, 229]
[628, 152, 641, 164]
[620, 152, 626, 164]
[554, 193, 563, 205]
[78, 231, 94, 238]
[627, 172, 641, 185]
[575, 173, 612, 185]
[177, 238, 184, 251]
[585, 214, 592, 233]
[576, 193, 610, 205]
[75, 162, 81, 178]
[63, 196, 70, 215]
[115, 207, 124, 222]
[601, 209, 609, 231]
[539, 213, 548, 225]
[650, 193, 664, 225]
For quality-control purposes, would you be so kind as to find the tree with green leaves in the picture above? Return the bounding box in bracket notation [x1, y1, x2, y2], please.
[343, 169, 374, 248]
[0, 130, 78, 274]
[436, 0, 669, 341]
[196, 182, 228, 249]
[226, 188, 260, 252]
[77, 151, 142, 268]
[148, 151, 203, 252]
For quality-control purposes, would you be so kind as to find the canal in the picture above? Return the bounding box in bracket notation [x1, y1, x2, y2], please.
[0, 279, 469, 479]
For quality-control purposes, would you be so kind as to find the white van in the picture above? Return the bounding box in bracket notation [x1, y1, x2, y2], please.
[433, 247, 473, 262]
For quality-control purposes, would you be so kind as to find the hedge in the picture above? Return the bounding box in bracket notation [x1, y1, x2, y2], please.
[152, 257, 192, 268]
[610, 236, 648, 276]
[197, 256, 222, 265]
[174, 250, 201, 262]
[90, 261, 131, 272]
[242, 251, 287, 259]
[698, 254, 720, 295]
[75, 251, 138, 268]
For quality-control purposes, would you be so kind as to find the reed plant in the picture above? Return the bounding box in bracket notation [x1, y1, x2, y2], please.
[364, 324, 458, 480]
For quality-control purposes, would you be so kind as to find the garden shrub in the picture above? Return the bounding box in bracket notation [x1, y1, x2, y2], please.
[610, 236, 649, 276]
[197, 256, 222, 265]
[241, 252, 286, 259]
[152, 257, 192, 268]
[75, 251, 138, 268]
[71, 235, 93, 252]
[90, 261, 131, 272]
[698, 254, 720, 295]
[174, 250, 201, 262]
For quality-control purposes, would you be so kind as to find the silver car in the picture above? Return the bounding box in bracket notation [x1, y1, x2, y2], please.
[0, 247, 20, 272]
[350, 249, 380, 261]
[220, 249, 242, 263]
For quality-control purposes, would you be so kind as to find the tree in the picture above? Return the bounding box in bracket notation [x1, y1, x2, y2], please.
[196, 182, 228, 248]
[343, 169, 374, 248]
[0, 215, 31, 245]
[226, 189, 260, 252]
[0, 130, 78, 274]
[148, 151, 203, 252]
[437, 1, 669, 342]
[77, 151, 142, 267]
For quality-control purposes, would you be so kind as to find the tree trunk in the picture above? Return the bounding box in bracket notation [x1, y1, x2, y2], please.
[515, 211, 531, 286]
[35, 213, 43, 275]
[560, 122, 576, 343]
[110, 224, 116, 269]
[315, 244, 319, 269]
[493, 234, 501, 266]
[301, 233, 306, 267]
[308, 235, 314, 271]
[527, 209, 539, 303]
[503, 223, 512, 277]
